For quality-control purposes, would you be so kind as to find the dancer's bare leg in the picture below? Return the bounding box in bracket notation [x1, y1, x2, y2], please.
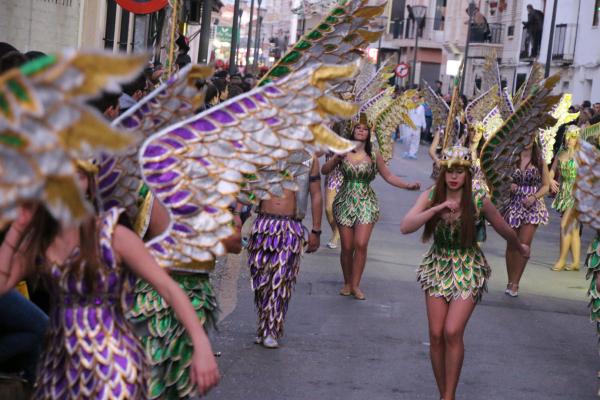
[338, 225, 354, 294]
[325, 186, 340, 246]
[442, 299, 477, 400]
[426, 295, 449, 398]
[349, 223, 375, 297]
[512, 224, 537, 287]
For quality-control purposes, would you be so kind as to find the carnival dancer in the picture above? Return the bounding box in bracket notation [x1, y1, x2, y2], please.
[400, 146, 530, 400]
[248, 154, 322, 349]
[0, 163, 220, 399]
[550, 125, 581, 271]
[502, 141, 550, 296]
[322, 115, 420, 300]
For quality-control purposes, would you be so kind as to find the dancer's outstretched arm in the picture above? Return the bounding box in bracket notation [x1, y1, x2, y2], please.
[400, 189, 457, 234]
[375, 152, 420, 190]
[113, 226, 220, 395]
[0, 206, 35, 295]
[321, 153, 343, 175]
[481, 198, 530, 258]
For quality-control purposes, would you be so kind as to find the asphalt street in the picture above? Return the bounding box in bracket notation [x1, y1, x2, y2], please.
[208, 142, 597, 400]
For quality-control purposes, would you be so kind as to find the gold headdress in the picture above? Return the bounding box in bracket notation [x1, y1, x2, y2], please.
[440, 146, 472, 168]
[565, 125, 581, 140]
[439, 73, 471, 168]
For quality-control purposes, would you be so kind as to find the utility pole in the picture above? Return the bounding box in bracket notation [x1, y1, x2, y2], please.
[544, 0, 559, 77]
[229, 0, 242, 75]
[197, 0, 213, 64]
[252, 0, 263, 70]
[245, 0, 256, 69]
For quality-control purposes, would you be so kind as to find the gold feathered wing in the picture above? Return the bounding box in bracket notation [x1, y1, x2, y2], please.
[139, 64, 358, 269]
[0, 51, 145, 228]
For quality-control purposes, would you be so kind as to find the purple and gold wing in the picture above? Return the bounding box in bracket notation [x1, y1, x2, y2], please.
[140, 64, 358, 269]
[574, 140, 600, 230]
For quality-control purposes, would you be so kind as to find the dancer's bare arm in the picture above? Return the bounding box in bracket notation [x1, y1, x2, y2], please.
[113, 226, 220, 395]
[321, 153, 343, 175]
[400, 189, 456, 234]
[375, 152, 420, 190]
[0, 207, 35, 295]
[307, 157, 322, 253]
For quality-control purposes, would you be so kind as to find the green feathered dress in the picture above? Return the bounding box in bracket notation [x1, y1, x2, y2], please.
[129, 271, 217, 399]
[552, 158, 577, 212]
[333, 157, 379, 227]
[417, 188, 491, 303]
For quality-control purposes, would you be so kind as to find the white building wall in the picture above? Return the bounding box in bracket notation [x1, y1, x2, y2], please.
[0, 0, 82, 53]
[571, 0, 600, 103]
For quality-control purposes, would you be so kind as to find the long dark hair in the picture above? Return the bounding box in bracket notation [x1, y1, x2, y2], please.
[422, 166, 476, 248]
[352, 124, 373, 158]
[521, 140, 543, 171]
[20, 169, 104, 291]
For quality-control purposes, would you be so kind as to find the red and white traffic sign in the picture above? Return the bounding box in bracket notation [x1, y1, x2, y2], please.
[395, 63, 410, 78]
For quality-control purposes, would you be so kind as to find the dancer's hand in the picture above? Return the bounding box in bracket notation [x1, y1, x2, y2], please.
[510, 183, 518, 193]
[190, 350, 220, 396]
[550, 179, 559, 194]
[306, 231, 320, 253]
[406, 181, 421, 191]
[519, 243, 530, 259]
[522, 195, 536, 208]
[435, 200, 459, 214]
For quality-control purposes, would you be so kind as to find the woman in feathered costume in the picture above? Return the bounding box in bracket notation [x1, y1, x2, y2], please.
[400, 144, 529, 400]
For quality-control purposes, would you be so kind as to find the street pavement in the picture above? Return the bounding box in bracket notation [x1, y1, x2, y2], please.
[207, 142, 598, 400]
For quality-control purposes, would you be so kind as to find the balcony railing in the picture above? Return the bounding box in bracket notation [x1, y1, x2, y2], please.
[520, 22, 577, 61]
[388, 17, 441, 42]
[552, 23, 576, 61]
[469, 22, 503, 44]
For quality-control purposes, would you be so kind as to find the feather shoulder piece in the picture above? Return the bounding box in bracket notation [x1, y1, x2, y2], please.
[421, 80, 449, 131]
[0, 50, 146, 228]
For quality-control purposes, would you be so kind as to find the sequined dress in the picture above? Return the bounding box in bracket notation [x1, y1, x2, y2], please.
[34, 208, 147, 399]
[248, 213, 305, 339]
[417, 189, 491, 302]
[333, 157, 379, 227]
[552, 158, 577, 213]
[503, 166, 549, 228]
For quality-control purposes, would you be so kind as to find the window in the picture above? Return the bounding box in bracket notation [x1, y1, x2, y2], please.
[434, 0, 446, 31]
[594, 0, 600, 26]
[507, 25, 515, 37]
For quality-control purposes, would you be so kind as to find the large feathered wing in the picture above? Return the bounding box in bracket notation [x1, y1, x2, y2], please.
[480, 75, 561, 211]
[372, 90, 417, 162]
[574, 140, 600, 230]
[421, 80, 449, 131]
[258, 0, 386, 84]
[140, 64, 358, 270]
[514, 62, 544, 107]
[97, 65, 212, 235]
[0, 51, 145, 228]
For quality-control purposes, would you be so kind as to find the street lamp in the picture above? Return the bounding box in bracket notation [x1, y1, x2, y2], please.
[375, 15, 387, 69]
[410, 5, 427, 88]
[229, 0, 242, 75]
[460, 0, 477, 96]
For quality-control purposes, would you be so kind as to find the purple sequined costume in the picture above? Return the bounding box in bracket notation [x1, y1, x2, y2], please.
[34, 208, 148, 399]
[325, 154, 344, 191]
[247, 213, 305, 339]
[503, 167, 549, 228]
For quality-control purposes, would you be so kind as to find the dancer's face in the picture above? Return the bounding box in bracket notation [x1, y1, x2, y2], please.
[353, 124, 369, 142]
[445, 167, 466, 190]
[566, 135, 578, 149]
